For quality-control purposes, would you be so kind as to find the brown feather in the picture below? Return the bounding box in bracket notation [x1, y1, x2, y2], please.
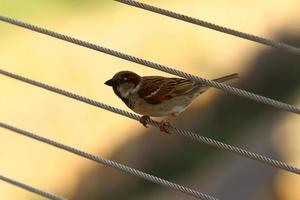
[212, 73, 239, 83]
[138, 77, 197, 104]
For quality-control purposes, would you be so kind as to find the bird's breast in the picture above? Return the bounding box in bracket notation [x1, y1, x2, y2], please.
[129, 95, 192, 117]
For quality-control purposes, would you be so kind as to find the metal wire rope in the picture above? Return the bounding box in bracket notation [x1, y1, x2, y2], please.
[0, 68, 299, 175]
[115, 0, 300, 56]
[0, 15, 299, 114]
[0, 175, 65, 200]
[0, 122, 217, 200]
[1, 4, 299, 199]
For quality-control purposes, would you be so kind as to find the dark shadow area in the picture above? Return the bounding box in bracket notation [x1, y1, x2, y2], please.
[69, 31, 300, 200]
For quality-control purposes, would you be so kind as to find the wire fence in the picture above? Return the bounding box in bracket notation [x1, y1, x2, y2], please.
[115, 0, 300, 56]
[0, 175, 65, 200]
[1, 68, 299, 176]
[0, 122, 217, 200]
[0, 15, 299, 115]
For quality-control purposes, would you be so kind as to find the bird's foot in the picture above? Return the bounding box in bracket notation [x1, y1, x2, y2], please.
[139, 115, 150, 128]
[159, 120, 171, 134]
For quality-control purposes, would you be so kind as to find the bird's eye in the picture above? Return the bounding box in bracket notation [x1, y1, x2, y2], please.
[123, 77, 128, 81]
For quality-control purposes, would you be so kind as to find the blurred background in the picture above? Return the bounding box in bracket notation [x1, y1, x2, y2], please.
[0, 0, 300, 199]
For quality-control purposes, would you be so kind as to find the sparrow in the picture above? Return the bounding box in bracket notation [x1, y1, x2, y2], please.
[105, 71, 239, 133]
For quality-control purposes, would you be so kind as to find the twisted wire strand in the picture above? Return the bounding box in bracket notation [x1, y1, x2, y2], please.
[0, 16, 299, 114]
[0, 122, 217, 200]
[115, 0, 300, 56]
[0, 68, 299, 175]
[0, 175, 65, 200]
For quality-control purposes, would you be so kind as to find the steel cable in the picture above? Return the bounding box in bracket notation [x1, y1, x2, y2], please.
[0, 175, 65, 200]
[0, 68, 299, 175]
[0, 15, 299, 114]
[115, 0, 300, 56]
[0, 122, 217, 200]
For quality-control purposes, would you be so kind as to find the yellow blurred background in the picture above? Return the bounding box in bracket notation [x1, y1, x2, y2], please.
[0, 0, 300, 199]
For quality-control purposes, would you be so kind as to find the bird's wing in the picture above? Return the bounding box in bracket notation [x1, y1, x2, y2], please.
[138, 76, 198, 104]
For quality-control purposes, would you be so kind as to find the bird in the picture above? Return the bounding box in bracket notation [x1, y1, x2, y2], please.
[105, 71, 239, 133]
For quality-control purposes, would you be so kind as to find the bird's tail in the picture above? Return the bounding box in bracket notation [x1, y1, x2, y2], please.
[212, 73, 239, 83]
[193, 73, 239, 94]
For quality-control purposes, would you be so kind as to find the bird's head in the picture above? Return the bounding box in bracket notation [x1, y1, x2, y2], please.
[105, 71, 141, 98]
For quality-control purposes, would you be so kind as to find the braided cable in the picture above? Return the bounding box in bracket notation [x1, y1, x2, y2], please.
[0, 122, 217, 200]
[0, 175, 65, 200]
[115, 0, 300, 56]
[0, 68, 299, 175]
[0, 15, 299, 114]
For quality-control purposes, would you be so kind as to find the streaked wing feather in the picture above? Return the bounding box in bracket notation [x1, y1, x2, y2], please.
[138, 77, 197, 104]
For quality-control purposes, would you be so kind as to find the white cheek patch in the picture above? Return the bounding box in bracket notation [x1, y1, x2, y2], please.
[118, 83, 135, 98]
[131, 83, 141, 94]
[118, 86, 130, 97]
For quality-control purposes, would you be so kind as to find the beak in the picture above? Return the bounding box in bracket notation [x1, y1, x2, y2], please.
[105, 79, 114, 86]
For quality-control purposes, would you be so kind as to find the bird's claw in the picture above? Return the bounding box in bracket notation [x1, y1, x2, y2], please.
[139, 115, 150, 128]
[139, 116, 171, 134]
[159, 120, 171, 134]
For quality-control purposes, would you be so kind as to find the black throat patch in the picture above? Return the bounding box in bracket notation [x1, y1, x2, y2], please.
[112, 86, 134, 109]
